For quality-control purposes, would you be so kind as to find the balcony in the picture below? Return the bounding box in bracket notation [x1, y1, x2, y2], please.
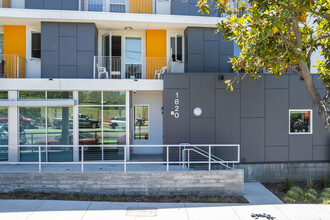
[0, 54, 25, 78]
[0, 0, 10, 8]
[80, 0, 169, 14]
[93, 56, 167, 79]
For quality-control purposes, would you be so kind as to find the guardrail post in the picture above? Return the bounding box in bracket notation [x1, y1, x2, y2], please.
[188, 150, 190, 170]
[38, 146, 41, 172]
[124, 145, 127, 172]
[208, 146, 211, 171]
[81, 146, 84, 172]
[166, 146, 169, 172]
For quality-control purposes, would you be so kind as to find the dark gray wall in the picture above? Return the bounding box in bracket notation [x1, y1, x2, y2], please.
[25, 0, 79, 10]
[172, 0, 219, 17]
[184, 27, 234, 73]
[163, 73, 330, 163]
[41, 22, 98, 79]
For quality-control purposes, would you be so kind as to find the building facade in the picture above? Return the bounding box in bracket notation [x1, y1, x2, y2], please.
[0, 0, 329, 179]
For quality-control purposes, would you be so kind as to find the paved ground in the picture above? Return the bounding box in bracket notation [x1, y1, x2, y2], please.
[0, 182, 329, 220]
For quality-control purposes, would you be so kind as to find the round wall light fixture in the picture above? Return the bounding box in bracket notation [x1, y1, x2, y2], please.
[193, 107, 202, 117]
[125, 27, 133, 31]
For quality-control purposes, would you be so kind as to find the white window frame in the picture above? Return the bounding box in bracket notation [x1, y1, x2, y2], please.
[289, 109, 313, 135]
[133, 104, 149, 141]
[30, 30, 41, 60]
[173, 33, 183, 63]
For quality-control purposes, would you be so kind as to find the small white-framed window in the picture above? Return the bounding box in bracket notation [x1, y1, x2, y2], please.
[170, 34, 183, 62]
[30, 30, 41, 59]
[289, 109, 313, 134]
[134, 105, 149, 140]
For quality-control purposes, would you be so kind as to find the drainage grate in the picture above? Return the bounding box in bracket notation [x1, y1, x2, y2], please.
[126, 207, 158, 217]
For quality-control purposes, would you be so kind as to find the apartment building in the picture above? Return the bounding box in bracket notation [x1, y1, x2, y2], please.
[0, 0, 328, 181]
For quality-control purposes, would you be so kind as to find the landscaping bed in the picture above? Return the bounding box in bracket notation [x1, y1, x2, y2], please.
[0, 192, 247, 203]
[263, 178, 330, 204]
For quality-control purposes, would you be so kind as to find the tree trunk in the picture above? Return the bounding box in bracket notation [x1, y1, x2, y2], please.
[299, 61, 330, 133]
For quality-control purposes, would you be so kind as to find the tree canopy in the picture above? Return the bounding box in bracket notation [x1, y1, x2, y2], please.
[198, 0, 330, 132]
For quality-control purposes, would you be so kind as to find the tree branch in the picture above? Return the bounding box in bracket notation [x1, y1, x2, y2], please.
[292, 19, 303, 52]
[307, 34, 330, 68]
[324, 88, 330, 102]
[310, 10, 330, 23]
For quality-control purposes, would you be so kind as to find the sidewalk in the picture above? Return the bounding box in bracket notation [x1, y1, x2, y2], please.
[0, 183, 329, 220]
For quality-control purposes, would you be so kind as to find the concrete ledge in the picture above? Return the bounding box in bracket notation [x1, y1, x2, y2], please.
[237, 163, 330, 182]
[0, 170, 244, 196]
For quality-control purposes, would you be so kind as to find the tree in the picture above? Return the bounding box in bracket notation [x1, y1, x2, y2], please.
[198, 0, 330, 132]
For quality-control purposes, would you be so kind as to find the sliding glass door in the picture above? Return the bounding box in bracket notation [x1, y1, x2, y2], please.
[125, 37, 142, 79]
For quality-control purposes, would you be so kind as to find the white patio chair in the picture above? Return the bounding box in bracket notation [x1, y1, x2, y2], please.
[96, 64, 109, 79]
[154, 66, 167, 79]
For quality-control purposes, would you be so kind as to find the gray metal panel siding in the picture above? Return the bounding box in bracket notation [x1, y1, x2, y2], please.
[41, 22, 96, 79]
[241, 118, 265, 162]
[62, 0, 79, 10]
[289, 75, 313, 108]
[164, 74, 190, 89]
[190, 118, 216, 144]
[241, 77, 265, 118]
[43, 0, 61, 10]
[265, 89, 289, 146]
[186, 54, 203, 72]
[289, 135, 313, 161]
[219, 55, 232, 73]
[190, 75, 215, 118]
[25, 0, 43, 9]
[78, 24, 96, 52]
[313, 75, 324, 89]
[313, 146, 330, 161]
[59, 65, 77, 78]
[219, 33, 233, 54]
[265, 147, 289, 162]
[216, 89, 240, 144]
[186, 28, 204, 54]
[265, 75, 289, 89]
[204, 41, 219, 69]
[60, 23, 77, 37]
[171, 0, 189, 15]
[41, 51, 59, 78]
[215, 75, 240, 89]
[59, 37, 77, 66]
[77, 51, 94, 79]
[41, 23, 59, 51]
[163, 89, 190, 144]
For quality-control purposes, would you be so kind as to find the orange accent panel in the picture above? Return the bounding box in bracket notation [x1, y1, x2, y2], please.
[3, 25, 26, 78]
[130, 0, 153, 14]
[146, 30, 166, 79]
[2, 0, 10, 8]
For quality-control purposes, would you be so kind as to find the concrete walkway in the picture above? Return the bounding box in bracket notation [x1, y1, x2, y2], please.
[0, 182, 329, 220]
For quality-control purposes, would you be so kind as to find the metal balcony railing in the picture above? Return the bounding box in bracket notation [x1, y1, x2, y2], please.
[0, 0, 10, 8]
[80, 0, 154, 14]
[0, 54, 26, 78]
[93, 56, 167, 79]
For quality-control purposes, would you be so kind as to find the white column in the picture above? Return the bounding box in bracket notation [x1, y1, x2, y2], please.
[8, 91, 18, 162]
[125, 90, 130, 161]
[73, 91, 79, 162]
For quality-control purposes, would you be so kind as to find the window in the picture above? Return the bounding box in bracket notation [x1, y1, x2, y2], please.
[47, 91, 73, 99]
[31, 31, 41, 59]
[0, 107, 8, 161]
[125, 37, 142, 79]
[89, 0, 103, 11]
[0, 34, 3, 55]
[289, 110, 312, 134]
[134, 105, 149, 140]
[110, 0, 126, 12]
[171, 34, 183, 62]
[19, 91, 45, 99]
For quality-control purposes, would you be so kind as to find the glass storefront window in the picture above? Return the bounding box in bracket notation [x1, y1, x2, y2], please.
[0, 91, 8, 99]
[0, 107, 8, 161]
[290, 110, 312, 134]
[134, 106, 149, 140]
[47, 91, 73, 99]
[19, 107, 46, 145]
[19, 91, 45, 99]
[103, 91, 126, 105]
[78, 107, 102, 145]
[47, 107, 73, 145]
[104, 107, 126, 145]
[79, 91, 101, 105]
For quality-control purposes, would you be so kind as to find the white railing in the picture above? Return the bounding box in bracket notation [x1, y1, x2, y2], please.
[0, 54, 25, 78]
[93, 56, 167, 79]
[0, 144, 240, 172]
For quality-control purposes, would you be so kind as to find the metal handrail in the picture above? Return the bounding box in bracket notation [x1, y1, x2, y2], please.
[0, 144, 240, 173]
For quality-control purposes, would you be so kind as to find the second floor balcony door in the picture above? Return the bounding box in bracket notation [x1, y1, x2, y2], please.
[125, 37, 142, 79]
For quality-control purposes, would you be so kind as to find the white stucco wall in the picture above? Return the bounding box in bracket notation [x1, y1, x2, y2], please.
[25, 25, 41, 78]
[131, 91, 163, 154]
